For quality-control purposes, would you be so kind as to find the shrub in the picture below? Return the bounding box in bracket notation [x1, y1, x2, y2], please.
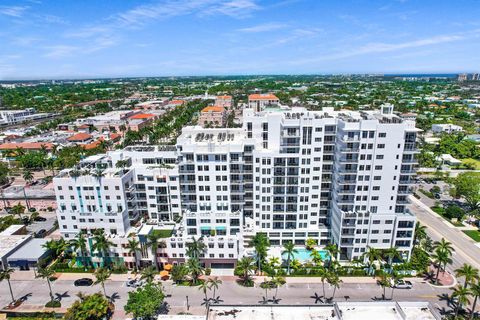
[204, 268, 211, 276]
[45, 300, 61, 308]
[444, 205, 465, 221]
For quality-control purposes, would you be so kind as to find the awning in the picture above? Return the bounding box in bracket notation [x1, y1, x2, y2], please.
[215, 226, 226, 230]
[200, 226, 211, 231]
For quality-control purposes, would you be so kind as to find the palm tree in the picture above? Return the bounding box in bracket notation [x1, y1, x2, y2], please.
[434, 238, 455, 256]
[208, 277, 222, 302]
[383, 247, 402, 267]
[318, 267, 329, 298]
[268, 257, 280, 271]
[455, 264, 479, 289]
[43, 238, 68, 260]
[140, 266, 157, 283]
[362, 246, 382, 277]
[146, 231, 166, 271]
[250, 233, 270, 275]
[186, 236, 206, 260]
[23, 170, 34, 184]
[469, 282, 480, 320]
[310, 250, 323, 267]
[126, 238, 141, 270]
[282, 243, 298, 275]
[94, 267, 111, 298]
[235, 256, 256, 285]
[11, 203, 26, 221]
[272, 276, 286, 301]
[378, 273, 391, 300]
[327, 273, 342, 300]
[432, 248, 452, 284]
[186, 258, 204, 285]
[325, 243, 339, 270]
[0, 268, 15, 303]
[452, 285, 471, 318]
[198, 280, 210, 307]
[36, 267, 55, 301]
[414, 222, 427, 245]
[69, 232, 88, 268]
[92, 229, 114, 268]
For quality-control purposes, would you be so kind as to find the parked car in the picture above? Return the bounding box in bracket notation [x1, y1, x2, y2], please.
[74, 278, 93, 286]
[35, 229, 47, 238]
[394, 279, 413, 289]
[126, 279, 145, 288]
[34, 216, 47, 222]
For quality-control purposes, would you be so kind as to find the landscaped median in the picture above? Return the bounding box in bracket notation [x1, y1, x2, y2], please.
[463, 230, 480, 242]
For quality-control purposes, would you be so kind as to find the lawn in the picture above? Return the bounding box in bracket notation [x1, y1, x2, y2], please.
[430, 206, 464, 227]
[153, 228, 173, 238]
[461, 158, 480, 170]
[463, 230, 480, 242]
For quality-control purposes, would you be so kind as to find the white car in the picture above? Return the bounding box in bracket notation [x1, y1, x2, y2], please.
[394, 279, 413, 289]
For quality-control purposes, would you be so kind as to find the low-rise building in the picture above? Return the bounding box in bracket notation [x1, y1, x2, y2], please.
[431, 124, 463, 134]
[198, 106, 227, 127]
[248, 93, 280, 112]
[215, 95, 233, 108]
[0, 108, 54, 126]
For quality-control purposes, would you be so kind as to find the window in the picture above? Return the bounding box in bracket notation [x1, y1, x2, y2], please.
[377, 144, 385, 149]
[379, 133, 386, 138]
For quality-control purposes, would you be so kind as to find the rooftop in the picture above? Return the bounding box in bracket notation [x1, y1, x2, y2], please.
[201, 106, 225, 113]
[129, 113, 155, 119]
[0, 142, 54, 150]
[67, 132, 92, 142]
[7, 238, 49, 262]
[249, 93, 279, 101]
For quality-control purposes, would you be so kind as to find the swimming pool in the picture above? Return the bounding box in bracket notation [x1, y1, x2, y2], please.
[281, 248, 329, 263]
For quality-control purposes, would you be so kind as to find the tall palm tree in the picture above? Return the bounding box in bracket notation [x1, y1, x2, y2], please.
[208, 277, 222, 302]
[318, 267, 329, 298]
[362, 246, 382, 277]
[455, 264, 479, 289]
[282, 243, 298, 275]
[43, 238, 68, 260]
[434, 238, 455, 256]
[0, 268, 15, 303]
[198, 280, 211, 308]
[310, 250, 323, 267]
[140, 266, 157, 283]
[452, 285, 471, 318]
[383, 247, 402, 267]
[186, 236, 206, 260]
[92, 229, 114, 268]
[469, 282, 480, 320]
[327, 273, 342, 300]
[126, 238, 141, 270]
[272, 276, 286, 300]
[325, 243, 339, 270]
[432, 248, 452, 284]
[94, 267, 111, 298]
[146, 231, 166, 271]
[249, 233, 270, 275]
[414, 222, 427, 245]
[186, 258, 204, 285]
[11, 203, 26, 221]
[36, 267, 55, 301]
[69, 232, 88, 268]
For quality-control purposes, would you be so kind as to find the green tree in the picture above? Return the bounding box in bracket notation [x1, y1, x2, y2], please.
[126, 238, 141, 270]
[147, 231, 166, 271]
[64, 293, 110, 320]
[445, 205, 466, 221]
[43, 238, 68, 260]
[432, 248, 453, 284]
[198, 280, 211, 308]
[124, 282, 165, 320]
[318, 267, 329, 298]
[383, 247, 402, 267]
[11, 203, 26, 221]
[453, 172, 480, 211]
[362, 246, 382, 277]
[282, 242, 298, 275]
[325, 243, 339, 270]
[455, 264, 479, 289]
[94, 267, 111, 298]
[141, 266, 157, 283]
[305, 238, 317, 250]
[185, 236, 206, 260]
[92, 229, 114, 268]
[208, 277, 222, 302]
[170, 264, 188, 284]
[36, 267, 55, 301]
[69, 232, 88, 268]
[469, 282, 480, 320]
[186, 258, 204, 285]
[0, 268, 15, 303]
[414, 222, 427, 245]
[234, 256, 256, 286]
[452, 285, 471, 318]
[250, 233, 270, 275]
[327, 273, 342, 300]
[23, 170, 34, 184]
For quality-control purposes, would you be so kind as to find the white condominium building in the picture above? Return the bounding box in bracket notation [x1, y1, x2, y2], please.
[53, 103, 418, 268]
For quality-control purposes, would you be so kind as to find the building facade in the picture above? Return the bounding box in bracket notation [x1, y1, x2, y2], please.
[53, 104, 418, 268]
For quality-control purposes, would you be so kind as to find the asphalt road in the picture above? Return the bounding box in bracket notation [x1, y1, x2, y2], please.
[409, 196, 480, 272]
[0, 277, 452, 319]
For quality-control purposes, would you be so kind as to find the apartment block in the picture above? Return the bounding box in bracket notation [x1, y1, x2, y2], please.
[53, 103, 418, 267]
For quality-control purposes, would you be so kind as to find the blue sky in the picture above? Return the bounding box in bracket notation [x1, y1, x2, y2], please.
[0, 0, 479, 79]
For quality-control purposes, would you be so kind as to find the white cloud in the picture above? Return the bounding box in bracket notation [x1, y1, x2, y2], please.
[0, 5, 29, 17]
[238, 23, 286, 33]
[43, 45, 78, 58]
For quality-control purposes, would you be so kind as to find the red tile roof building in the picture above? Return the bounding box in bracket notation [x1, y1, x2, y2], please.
[198, 106, 227, 127]
[248, 93, 279, 112]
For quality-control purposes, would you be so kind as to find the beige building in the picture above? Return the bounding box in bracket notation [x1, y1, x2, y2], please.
[198, 106, 226, 127]
[248, 93, 279, 112]
[215, 95, 233, 108]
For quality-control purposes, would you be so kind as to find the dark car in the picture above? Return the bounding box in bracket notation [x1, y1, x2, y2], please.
[74, 278, 93, 286]
[35, 229, 47, 238]
[34, 216, 47, 222]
